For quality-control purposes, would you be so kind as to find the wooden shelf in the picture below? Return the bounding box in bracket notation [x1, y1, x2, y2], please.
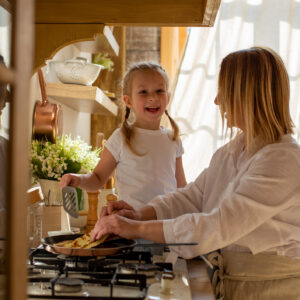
[74, 26, 119, 56]
[46, 82, 118, 116]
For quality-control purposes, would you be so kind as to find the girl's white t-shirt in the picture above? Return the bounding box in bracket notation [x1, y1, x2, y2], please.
[105, 127, 184, 208]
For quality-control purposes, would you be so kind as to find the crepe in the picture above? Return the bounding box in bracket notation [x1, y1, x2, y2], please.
[55, 233, 110, 249]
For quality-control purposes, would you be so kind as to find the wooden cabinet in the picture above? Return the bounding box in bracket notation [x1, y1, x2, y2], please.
[35, 25, 125, 147]
[34, 25, 119, 71]
[35, 0, 221, 27]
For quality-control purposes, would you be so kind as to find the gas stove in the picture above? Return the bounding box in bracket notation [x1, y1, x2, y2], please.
[28, 246, 192, 300]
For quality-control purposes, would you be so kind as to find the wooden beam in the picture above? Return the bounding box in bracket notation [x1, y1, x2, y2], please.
[161, 27, 187, 90]
[8, 0, 34, 299]
[35, 0, 220, 27]
[91, 26, 125, 148]
[202, 0, 221, 26]
[0, 0, 12, 13]
[34, 23, 105, 71]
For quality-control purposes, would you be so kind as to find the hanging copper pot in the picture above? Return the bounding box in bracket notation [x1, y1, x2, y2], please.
[32, 69, 63, 143]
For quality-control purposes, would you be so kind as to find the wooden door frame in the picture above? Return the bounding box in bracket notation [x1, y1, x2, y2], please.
[7, 0, 34, 299]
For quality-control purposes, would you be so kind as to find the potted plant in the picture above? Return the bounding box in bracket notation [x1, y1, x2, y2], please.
[30, 135, 101, 207]
[92, 52, 114, 71]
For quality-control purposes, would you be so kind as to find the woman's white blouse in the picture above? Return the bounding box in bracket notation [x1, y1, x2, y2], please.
[149, 134, 300, 259]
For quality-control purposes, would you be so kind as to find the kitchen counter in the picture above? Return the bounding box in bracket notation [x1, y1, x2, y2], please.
[187, 258, 215, 300]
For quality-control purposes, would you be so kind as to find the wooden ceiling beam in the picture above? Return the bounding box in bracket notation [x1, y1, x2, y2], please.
[35, 0, 221, 27]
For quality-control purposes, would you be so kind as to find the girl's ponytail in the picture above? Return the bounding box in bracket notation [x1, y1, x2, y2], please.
[121, 106, 132, 149]
[121, 107, 141, 155]
[165, 110, 179, 140]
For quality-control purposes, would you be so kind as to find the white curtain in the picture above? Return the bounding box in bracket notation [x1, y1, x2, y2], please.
[170, 0, 300, 182]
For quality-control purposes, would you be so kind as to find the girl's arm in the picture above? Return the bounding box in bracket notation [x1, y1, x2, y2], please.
[60, 147, 117, 191]
[81, 147, 117, 190]
[175, 157, 187, 188]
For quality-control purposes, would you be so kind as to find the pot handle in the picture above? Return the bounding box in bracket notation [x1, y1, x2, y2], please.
[136, 242, 198, 247]
[38, 69, 48, 105]
[65, 57, 87, 64]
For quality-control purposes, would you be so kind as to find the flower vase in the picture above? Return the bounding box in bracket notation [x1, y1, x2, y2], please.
[39, 179, 63, 206]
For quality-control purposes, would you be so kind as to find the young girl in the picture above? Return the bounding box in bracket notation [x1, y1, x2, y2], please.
[93, 47, 300, 299]
[60, 62, 186, 208]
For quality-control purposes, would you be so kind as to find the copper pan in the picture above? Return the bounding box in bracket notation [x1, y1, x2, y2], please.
[32, 69, 63, 143]
[42, 234, 137, 256]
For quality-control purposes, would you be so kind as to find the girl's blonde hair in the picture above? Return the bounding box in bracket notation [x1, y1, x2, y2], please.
[121, 62, 179, 154]
[218, 47, 294, 154]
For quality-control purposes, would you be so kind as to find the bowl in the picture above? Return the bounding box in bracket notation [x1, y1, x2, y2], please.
[48, 57, 104, 86]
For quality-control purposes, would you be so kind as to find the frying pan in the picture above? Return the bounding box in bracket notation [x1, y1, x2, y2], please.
[42, 234, 137, 256]
[32, 69, 63, 143]
[42, 234, 198, 257]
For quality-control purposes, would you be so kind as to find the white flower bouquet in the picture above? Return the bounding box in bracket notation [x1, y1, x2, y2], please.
[30, 135, 101, 182]
[92, 53, 114, 71]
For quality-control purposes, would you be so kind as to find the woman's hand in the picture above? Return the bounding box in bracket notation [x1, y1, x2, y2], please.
[101, 200, 158, 222]
[59, 173, 81, 189]
[100, 200, 142, 220]
[91, 214, 142, 241]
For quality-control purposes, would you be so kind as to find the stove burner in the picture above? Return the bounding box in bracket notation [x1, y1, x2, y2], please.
[54, 277, 84, 293]
[56, 255, 68, 260]
[119, 263, 160, 274]
[138, 264, 160, 271]
[28, 269, 42, 276]
[119, 263, 137, 274]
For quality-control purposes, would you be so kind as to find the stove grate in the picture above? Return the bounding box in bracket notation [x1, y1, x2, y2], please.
[27, 247, 172, 300]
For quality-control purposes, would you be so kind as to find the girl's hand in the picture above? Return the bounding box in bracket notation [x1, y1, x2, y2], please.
[59, 173, 81, 188]
[91, 214, 141, 241]
[100, 200, 142, 220]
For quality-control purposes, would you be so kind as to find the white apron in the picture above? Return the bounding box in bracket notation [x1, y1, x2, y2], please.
[207, 251, 300, 300]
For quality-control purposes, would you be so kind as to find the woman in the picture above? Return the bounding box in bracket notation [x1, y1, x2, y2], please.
[91, 47, 300, 300]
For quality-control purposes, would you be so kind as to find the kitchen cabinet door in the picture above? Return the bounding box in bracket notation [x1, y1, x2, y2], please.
[0, 4, 12, 299]
[0, 0, 35, 300]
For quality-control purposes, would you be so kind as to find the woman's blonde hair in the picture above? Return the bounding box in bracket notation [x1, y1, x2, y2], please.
[121, 62, 179, 155]
[218, 47, 294, 154]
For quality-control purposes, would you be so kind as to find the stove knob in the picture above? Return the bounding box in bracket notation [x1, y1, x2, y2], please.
[160, 270, 175, 294]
